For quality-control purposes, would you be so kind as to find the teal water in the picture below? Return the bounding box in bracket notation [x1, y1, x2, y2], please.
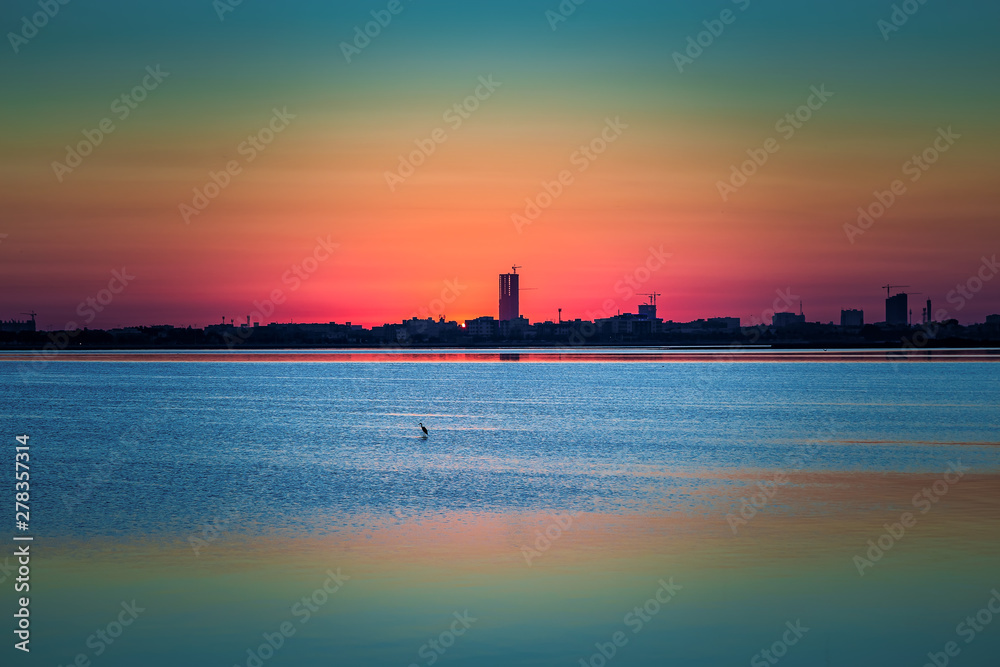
[1, 358, 999, 665]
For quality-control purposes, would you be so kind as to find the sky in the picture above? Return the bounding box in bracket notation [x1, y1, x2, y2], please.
[1, 0, 999, 328]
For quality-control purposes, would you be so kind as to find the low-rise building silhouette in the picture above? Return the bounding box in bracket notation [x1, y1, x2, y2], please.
[841, 309, 864, 328]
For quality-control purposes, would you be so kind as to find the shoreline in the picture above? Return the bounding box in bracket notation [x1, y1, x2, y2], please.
[2, 347, 1000, 363]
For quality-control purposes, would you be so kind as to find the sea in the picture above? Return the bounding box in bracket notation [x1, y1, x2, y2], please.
[1, 349, 998, 666]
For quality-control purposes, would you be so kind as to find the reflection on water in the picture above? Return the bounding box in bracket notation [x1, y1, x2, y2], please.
[3, 360, 999, 665]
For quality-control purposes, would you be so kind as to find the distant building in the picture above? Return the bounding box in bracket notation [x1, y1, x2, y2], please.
[0, 318, 36, 333]
[596, 303, 664, 337]
[706, 317, 740, 330]
[840, 309, 864, 328]
[886, 293, 908, 326]
[109, 327, 143, 340]
[637, 302, 656, 320]
[499, 316, 531, 338]
[772, 312, 805, 328]
[533, 318, 584, 341]
[380, 318, 458, 344]
[499, 269, 519, 321]
[465, 316, 498, 337]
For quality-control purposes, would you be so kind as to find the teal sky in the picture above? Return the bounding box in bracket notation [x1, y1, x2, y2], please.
[2, 1, 999, 327]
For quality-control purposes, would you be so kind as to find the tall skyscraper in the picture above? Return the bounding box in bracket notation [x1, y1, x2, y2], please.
[886, 293, 908, 325]
[499, 267, 519, 321]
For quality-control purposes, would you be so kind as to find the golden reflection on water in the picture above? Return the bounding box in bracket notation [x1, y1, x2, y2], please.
[42, 471, 1000, 580]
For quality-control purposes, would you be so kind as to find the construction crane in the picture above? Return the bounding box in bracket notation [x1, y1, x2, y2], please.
[881, 284, 910, 298]
[637, 292, 661, 306]
[511, 265, 522, 274]
[20, 311, 37, 322]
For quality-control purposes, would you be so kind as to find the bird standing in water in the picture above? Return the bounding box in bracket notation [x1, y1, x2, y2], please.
[419, 422, 429, 438]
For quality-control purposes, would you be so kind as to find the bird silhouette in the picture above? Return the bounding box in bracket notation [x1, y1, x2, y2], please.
[419, 422, 428, 437]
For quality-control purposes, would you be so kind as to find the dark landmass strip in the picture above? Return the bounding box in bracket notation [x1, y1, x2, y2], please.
[1, 318, 998, 351]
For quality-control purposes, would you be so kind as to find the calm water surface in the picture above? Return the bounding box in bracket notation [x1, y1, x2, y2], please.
[1, 356, 998, 666]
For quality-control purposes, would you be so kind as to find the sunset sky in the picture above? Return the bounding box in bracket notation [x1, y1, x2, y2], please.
[2, 0, 999, 328]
